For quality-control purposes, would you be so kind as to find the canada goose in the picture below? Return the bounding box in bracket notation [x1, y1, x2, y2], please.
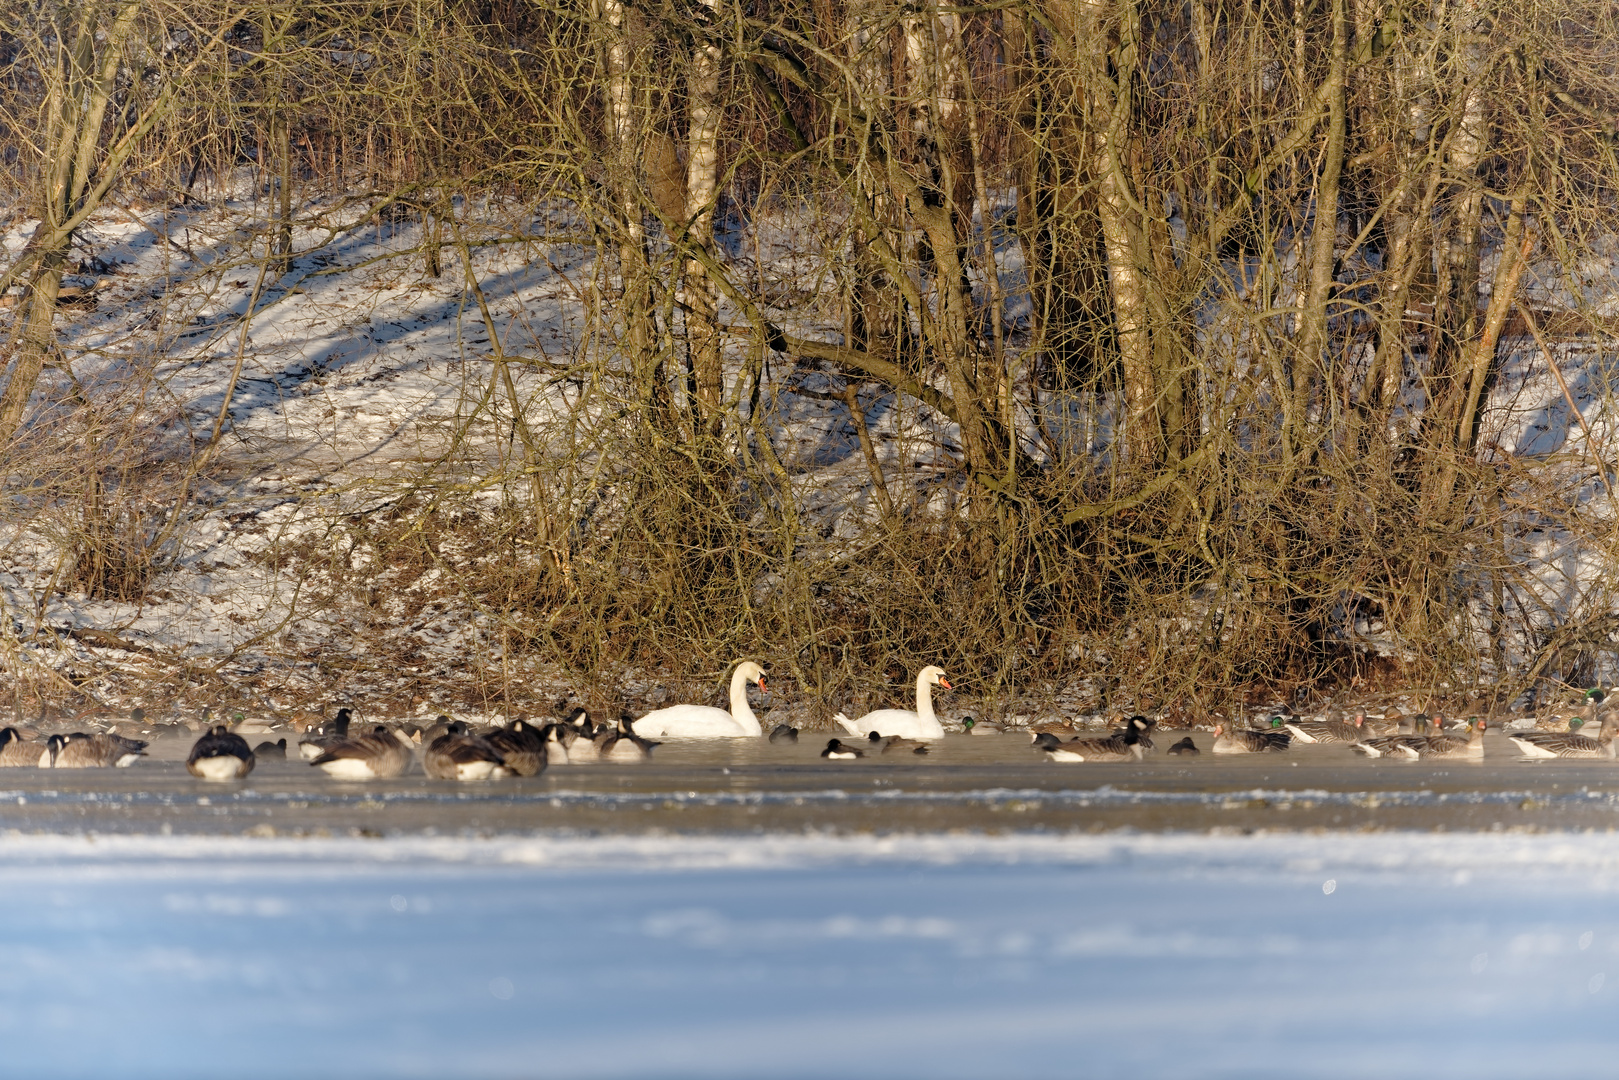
[485, 720, 549, 776]
[540, 722, 574, 765]
[1211, 723, 1290, 754]
[632, 662, 767, 738]
[835, 666, 951, 740]
[423, 722, 509, 781]
[298, 708, 354, 761]
[599, 714, 660, 761]
[1034, 717, 1151, 762]
[310, 725, 412, 779]
[1166, 735, 1200, 756]
[1285, 710, 1366, 745]
[1510, 713, 1617, 759]
[867, 731, 930, 755]
[253, 738, 288, 759]
[0, 727, 40, 767]
[1405, 717, 1485, 758]
[768, 723, 799, 744]
[187, 726, 255, 781]
[820, 738, 865, 759]
[1115, 715, 1158, 750]
[45, 732, 148, 768]
[963, 716, 1006, 735]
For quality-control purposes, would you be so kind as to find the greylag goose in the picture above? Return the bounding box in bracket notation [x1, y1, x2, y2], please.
[1509, 714, 1616, 759]
[1285, 710, 1367, 744]
[1211, 723, 1290, 754]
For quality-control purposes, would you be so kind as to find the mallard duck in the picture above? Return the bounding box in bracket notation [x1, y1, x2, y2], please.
[1211, 723, 1290, 754]
[1026, 719, 1077, 737]
[45, 732, 148, 768]
[187, 726, 255, 781]
[310, 725, 412, 779]
[1166, 735, 1200, 756]
[423, 721, 508, 781]
[0, 727, 42, 767]
[253, 738, 288, 759]
[485, 720, 549, 776]
[820, 738, 865, 759]
[298, 708, 354, 760]
[867, 732, 930, 755]
[963, 716, 1006, 735]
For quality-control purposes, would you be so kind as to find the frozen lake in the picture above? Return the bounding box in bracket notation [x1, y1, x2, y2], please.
[3, 830, 1618, 1078]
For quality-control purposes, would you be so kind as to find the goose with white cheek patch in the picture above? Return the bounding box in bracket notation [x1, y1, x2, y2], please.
[632, 662, 767, 738]
[1032, 716, 1150, 762]
[835, 666, 951, 740]
[187, 725, 255, 781]
[310, 725, 413, 779]
[0, 727, 41, 767]
[540, 722, 574, 765]
[298, 708, 354, 761]
[599, 713, 660, 761]
[820, 738, 865, 759]
[423, 721, 510, 781]
[485, 720, 549, 777]
[45, 732, 148, 768]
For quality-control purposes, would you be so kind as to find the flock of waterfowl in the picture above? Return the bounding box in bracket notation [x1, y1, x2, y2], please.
[0, 665, 1613, 782]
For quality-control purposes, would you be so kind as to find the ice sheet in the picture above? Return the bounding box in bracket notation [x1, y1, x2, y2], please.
[1, 830, 1617, 1078]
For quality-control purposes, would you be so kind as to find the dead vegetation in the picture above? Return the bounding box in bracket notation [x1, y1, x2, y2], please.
[1, 0, 1618, 724]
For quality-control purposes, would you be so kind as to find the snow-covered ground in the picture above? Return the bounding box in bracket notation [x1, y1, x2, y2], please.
[2, 829, 1618, 1078]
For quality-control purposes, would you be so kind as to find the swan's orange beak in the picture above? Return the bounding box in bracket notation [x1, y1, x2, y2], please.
[758, 678, 768, 695]
[939, 677, 953, 690]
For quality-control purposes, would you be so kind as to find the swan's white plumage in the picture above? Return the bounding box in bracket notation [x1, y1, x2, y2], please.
[632, 662, 766, 738]
[835, 666, 950, 739]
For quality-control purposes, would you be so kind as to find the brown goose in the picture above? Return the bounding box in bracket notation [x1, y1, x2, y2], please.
[0, 727, 43, 767]
[310, 725, 412, 779]
[1510, 714, 1616, 759]
[423, 721, 509, 781]
[485, 720, 549, 776]
[187, 726, 255, 781]
[45, 732, 148, 768]
[1285, 711, 1366, 745]
[1408, 717, 1487, 759]
[1211, 723, 1290, 754]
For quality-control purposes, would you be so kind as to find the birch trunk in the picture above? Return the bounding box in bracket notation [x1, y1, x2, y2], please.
[684, 0, 724, 431]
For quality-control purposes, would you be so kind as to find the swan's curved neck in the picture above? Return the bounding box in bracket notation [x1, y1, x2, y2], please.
[914, 672, 936, 726]
[729, 669, 762, 734]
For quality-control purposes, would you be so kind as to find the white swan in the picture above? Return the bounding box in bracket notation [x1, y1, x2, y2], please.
[835, 666, 951, 740]
[631, 661, 767, 738]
